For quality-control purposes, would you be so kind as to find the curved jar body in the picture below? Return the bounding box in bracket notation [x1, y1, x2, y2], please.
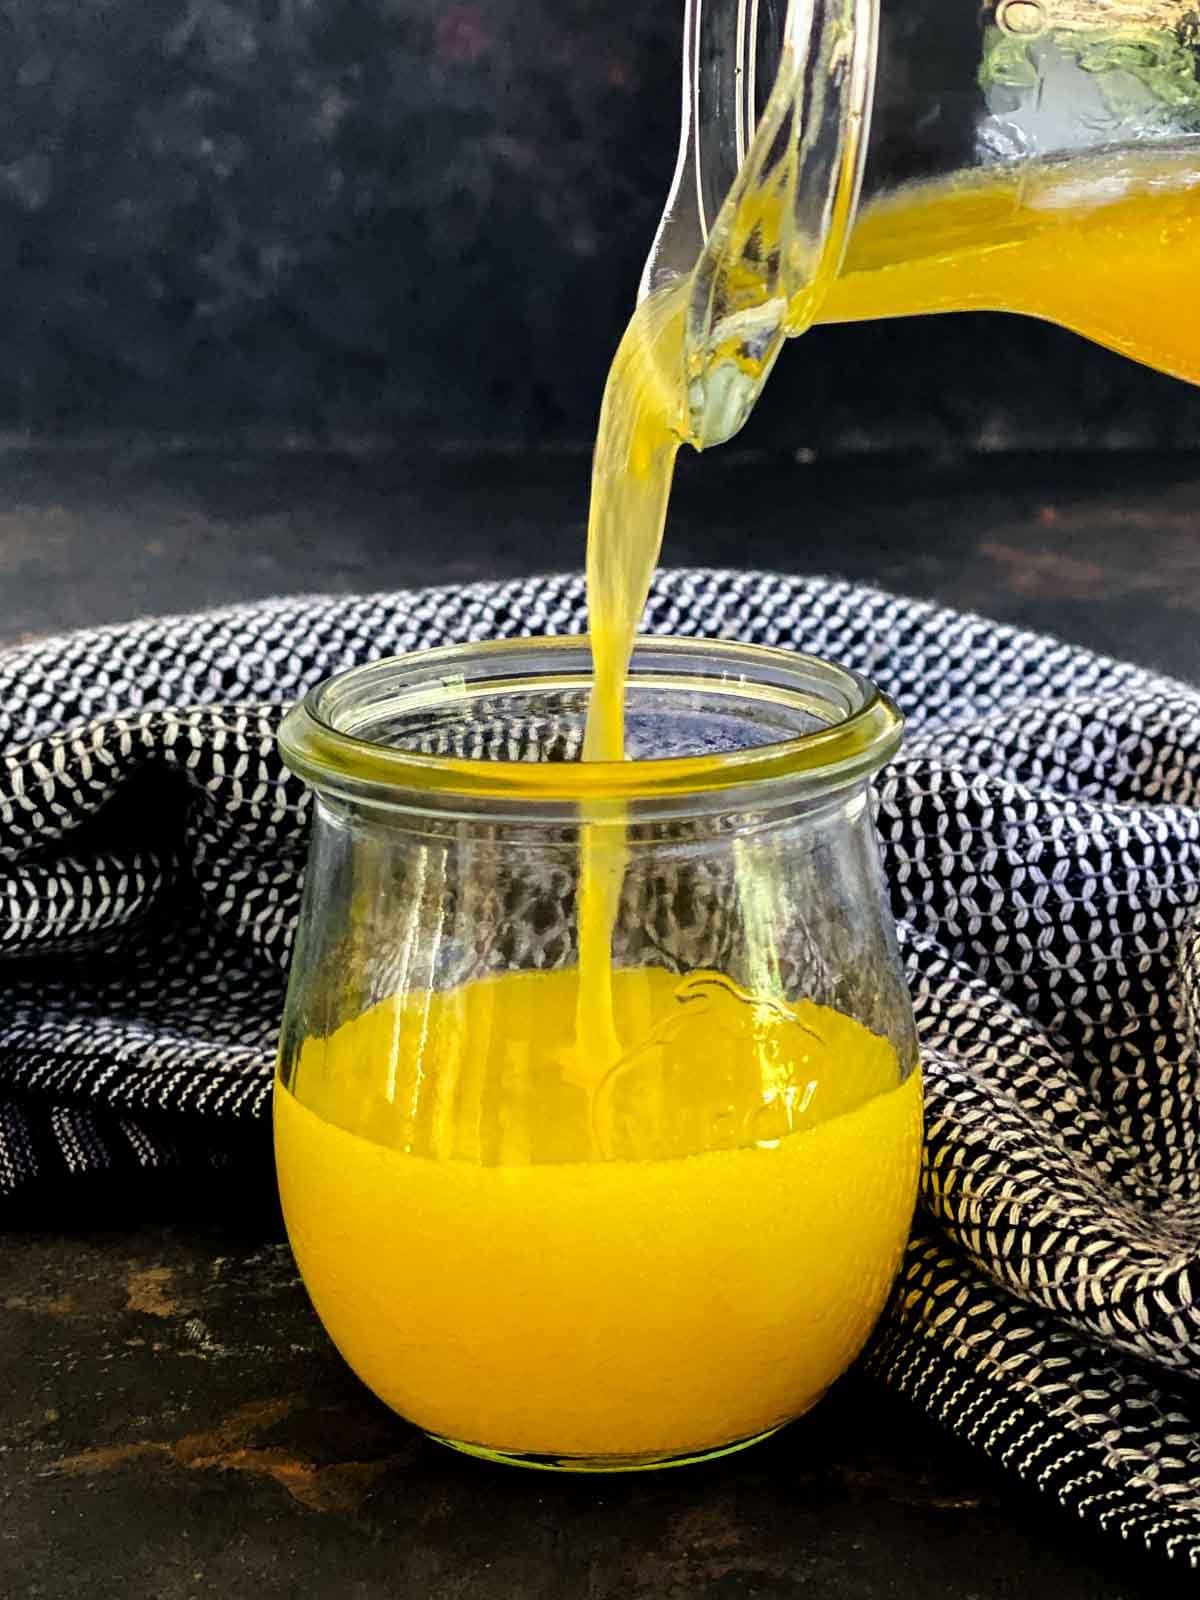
[274, 637, 922, 1471]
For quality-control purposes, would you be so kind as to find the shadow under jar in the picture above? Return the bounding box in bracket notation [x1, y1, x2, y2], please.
[274, 636, 922, 1472]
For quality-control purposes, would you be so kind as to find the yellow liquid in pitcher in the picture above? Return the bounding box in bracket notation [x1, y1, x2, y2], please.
[275, 966, 922, 1462]
[826, 149, 1200, 384]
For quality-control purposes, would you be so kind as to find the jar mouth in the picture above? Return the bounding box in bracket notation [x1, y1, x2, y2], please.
[278, 635, 903, 807]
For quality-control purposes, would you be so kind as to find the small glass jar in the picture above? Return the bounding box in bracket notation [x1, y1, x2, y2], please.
[274, 636, 922, 1472]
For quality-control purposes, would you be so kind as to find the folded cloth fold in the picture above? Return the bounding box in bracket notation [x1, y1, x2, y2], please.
[3, 568, 1200, 1565]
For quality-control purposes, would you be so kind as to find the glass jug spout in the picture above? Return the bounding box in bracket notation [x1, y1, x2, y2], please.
[641, 0, 879, 449]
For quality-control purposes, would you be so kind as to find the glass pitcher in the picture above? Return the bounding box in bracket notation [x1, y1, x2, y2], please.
[649, 0, 1200, 447]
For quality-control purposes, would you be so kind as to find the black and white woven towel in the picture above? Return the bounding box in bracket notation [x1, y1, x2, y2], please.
[4, 568, 1200, 1565]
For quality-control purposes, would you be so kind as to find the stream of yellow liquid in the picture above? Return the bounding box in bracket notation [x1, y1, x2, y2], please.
[575, 279, 691, 1072]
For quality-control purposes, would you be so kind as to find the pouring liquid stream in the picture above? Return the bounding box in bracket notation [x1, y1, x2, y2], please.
[573, 281, 690, 1086]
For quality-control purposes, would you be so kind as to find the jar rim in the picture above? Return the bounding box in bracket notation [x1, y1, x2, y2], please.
[277, 635, 903, 806]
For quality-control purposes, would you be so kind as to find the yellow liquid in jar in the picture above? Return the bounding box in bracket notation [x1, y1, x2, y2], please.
[275, 965, 922, 1462]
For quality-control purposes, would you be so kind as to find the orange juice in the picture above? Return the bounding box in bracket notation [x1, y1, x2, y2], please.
[275, 965, 922, 1464]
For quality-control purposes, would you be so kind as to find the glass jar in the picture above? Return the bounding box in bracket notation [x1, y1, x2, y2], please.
[274, 636, 922, 1472]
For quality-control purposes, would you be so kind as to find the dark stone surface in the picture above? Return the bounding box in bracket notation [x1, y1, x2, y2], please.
[0, 444, 1197, 682]
[2, 446, 1199, 1596]
[0, 1, 1197, 447]
[0, 1193, 1176, 1600]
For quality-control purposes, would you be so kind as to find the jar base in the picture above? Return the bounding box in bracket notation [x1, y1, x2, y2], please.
[423, 1422, 787, 1473]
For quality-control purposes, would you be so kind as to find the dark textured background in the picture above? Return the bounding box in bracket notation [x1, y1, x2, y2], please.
[5, 8, 1200, 1594]
[1, 0, 1199, 451]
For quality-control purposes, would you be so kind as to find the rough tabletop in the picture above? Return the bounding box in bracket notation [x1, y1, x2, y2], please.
[2, 445, 1197, 1599]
